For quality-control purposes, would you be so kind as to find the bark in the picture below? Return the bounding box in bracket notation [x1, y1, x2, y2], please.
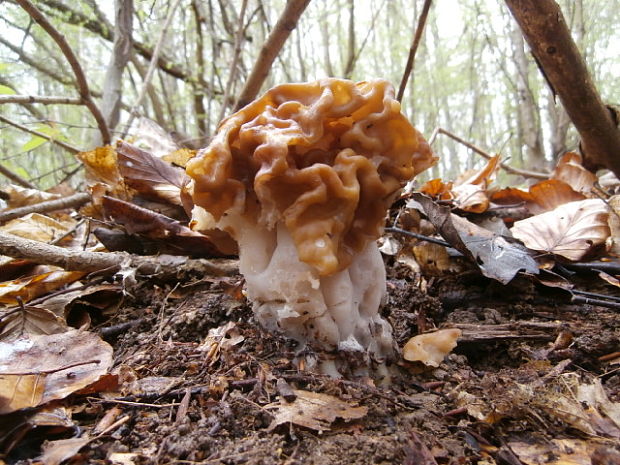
[505, 0, 620, 176]
[510, 23, 545, 171]
[234, 0, 311, 111]
[98, 0, 134, 145]
[0, 231, 238, 277]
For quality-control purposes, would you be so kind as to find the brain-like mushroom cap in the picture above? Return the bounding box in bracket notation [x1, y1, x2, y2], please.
[187, 78, 436, 275]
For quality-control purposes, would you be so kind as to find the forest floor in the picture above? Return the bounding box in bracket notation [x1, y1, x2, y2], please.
[7, 254, 620, 465]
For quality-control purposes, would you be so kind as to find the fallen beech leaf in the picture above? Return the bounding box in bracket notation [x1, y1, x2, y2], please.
[403, 328, 462, 367]
[528, 179, 585, 214]
[0, 270, 85, 305]
[1, 213, 75, 242]
[419, 178, 453, 199]
[77, 145, 123, 188]
[0, 306, 68, 341]
[39, 437, 90, 465]
[511, 199, 610, 261]
[1, 184, 61, 209]
[161, 148, 197, 168]
[0, 330, 113, 414]
[607, 195, 620, 256]
[452, 183, 489, 213]
[456, 155, 500, 186]
[552, 152, 596, 195]
[266, 389, 368, 431]
[509, 439, 596, 465]
[116, 141, 189, 206]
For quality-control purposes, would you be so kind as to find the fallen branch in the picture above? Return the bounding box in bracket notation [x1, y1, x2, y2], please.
[397, 0, 432, 102]
[0, 231, 238, 277]
[0, 163, 37, 189]
[0, 114, 82, 154]
[0, 95, 83, 105]
[434, 127, 549, 179]
[505, 0, 620, 177]
[234, 0, 311, 110]
[0, 192, 91, 224]
[15, 0, 111, 144]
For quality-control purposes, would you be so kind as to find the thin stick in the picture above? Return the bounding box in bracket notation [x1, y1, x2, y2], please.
[0, 162, 37, 188]
[435, 127, 549, 179]
[15, 0, 111, 145]
[217, 0, 249, 124]
[0, 114, 82, 154]
[122, 0, 184, 137]
[385, 226, 451, 248]
[0, 192, 91, 224]
[0, 95, 84, 105]
[234, 0, 311, 111]
[397, 0, 432, 102]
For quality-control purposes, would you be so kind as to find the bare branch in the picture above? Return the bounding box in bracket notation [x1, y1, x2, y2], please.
[0, 114, 82, 154]
[234, 0, 311, 111]
[217, 0, 249, 123]
[397, 0, 432, 102]
[0, 163, 37, 189]
[14, 0, 111, 145]
[0, 231, 239, 277]
[435, 128, 549, 180]
[505, 0, 620, 177]
[123, 0, 183, 137]
[0, 95, 83, 105]
[0, 192, 91, 224]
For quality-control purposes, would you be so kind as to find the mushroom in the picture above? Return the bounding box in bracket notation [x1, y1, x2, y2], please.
[187, 78, 436, 375]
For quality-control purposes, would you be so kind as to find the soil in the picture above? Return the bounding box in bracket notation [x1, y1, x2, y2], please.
[6, 256, 620, 465]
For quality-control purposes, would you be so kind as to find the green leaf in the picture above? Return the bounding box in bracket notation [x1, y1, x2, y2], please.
[0, 85, 16, 95]
[21, 135, 48, 152]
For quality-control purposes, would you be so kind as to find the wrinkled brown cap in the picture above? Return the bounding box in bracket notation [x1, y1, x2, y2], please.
[187, 78, 436, 275]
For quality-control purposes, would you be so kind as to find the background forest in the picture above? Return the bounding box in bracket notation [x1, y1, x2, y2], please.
[0, 0, 619, 190]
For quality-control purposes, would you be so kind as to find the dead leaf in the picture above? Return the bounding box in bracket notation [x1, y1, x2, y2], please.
[552, 152, 596, 195]
[509, 439, 598, 465]
[0, 213, 75, 242]
[607, 195, 620, 256]
[0, 270, 85, 305]
[403, 328, 461, 367]
[0, 184, 61, 209]
[39, 437, 90, 465]
[161, 148, 197, 168]
[419, 178, 453, 200]
[77, 145, 123, 188]
[511, 199, 610, 261]
[0, 306, 68, 341]
[0, 330, 113, 414]
[528, 179, 586, 214]
[266, 389, 368, 432]
[116, 141, 189, 206]
[452, 183, 489, 213]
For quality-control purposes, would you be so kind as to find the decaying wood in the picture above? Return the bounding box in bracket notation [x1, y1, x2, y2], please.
[0, 231, 238, 277]
[431, 127, 549, 179]
[234, 0, 311, 111]
[15, 0, 111, 145]
[0, 192, 91, 224]
[505, 0, 620, 177]
[455, 321, 562, 342]
[397, 0, 432, 103]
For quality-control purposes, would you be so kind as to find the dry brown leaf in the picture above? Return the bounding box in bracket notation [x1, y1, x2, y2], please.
[402, 328, 461, 367]
[509, 439, 597, 465]
[161, 148, 197, 168]
[607, 195, 620, 256]
[456, 154, 500, 186]
[0, 184, 61, 209]
[39, 437, 91, 465]
[0, 270, 85, 305]
[511, 199, 610, 261]
[528, 179, 585, 214]
[412, 243, 454, 275]
[266, 389, 368, 432]
[116, 141, 189, 206]
[0, 306, 68, 341]
[78, 145, 122, 187]
[552, 151, 596, 195]
[419, 178, 453, 199]
[0, 330, 113, 414]
[0, 213, 75, 242]
[452, 183, 489, 213]
[489, 187, 533, 205]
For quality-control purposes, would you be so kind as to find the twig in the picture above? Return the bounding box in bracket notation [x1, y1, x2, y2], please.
[1, 359, 101, 376]
[0, 192, 90, 223]
[15, 0, 111, 145]
[571, 295, 620, 311]
[0, 162, 37, 188]
[217, 0, 249, 124]
[562, 261, 620, 274]
[397, 0, 432, 102]
[234, 0, 311, 111]
[0, 114, 82, 154]
[0, 230, 238, 276]
[435, 127, 549, 179]
[571, 289, 620, 303]
[122, 0, 183, 137]
[384, 226, 451, 248]
[0, 95, 83, 105]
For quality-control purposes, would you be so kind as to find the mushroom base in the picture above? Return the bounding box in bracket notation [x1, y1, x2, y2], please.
[226, 218, 395, 369]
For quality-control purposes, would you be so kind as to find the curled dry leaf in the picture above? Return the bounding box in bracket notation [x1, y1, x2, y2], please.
[0, 305, 68, 341]
[0, 184, 61, 209]
[0, 330, 113, 414]
[0, 213, 76, 242]
[451, 183, 489, 213]
[77, 145, 123, 189]
[39, 437, 91, 465]
[511, 199, 610, 261]
[266, 389, 368, 432]
[509, 439, 597, 465]
[551, 151, 596, 195]
[607, 195, 620, 256]
[0, 270, 85, 305]
[403, 328, 461, 367]
[491, 180, 585, 215]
